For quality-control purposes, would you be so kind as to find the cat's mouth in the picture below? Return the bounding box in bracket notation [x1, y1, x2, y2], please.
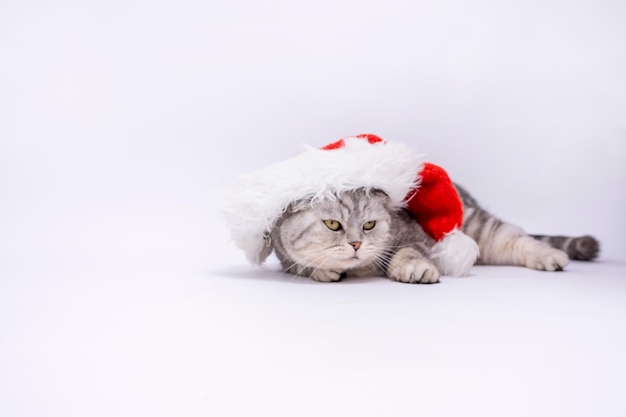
[339, 255, 364, 266]
[325, 249, 371, 268]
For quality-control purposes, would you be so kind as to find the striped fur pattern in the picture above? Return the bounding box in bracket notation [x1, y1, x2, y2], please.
[529, 235, 600, 261]
[455, 184, 600, 268]
[271, 187, 599, 283]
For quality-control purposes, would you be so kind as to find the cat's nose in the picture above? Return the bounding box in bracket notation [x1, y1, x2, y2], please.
[350, 241, 361, 251]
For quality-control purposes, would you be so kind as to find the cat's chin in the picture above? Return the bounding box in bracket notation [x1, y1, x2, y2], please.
[332, 256, 369, 270]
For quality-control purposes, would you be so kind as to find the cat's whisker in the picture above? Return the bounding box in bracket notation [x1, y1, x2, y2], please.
[370, 251, 392, 272]
[282, 249, 335, 279]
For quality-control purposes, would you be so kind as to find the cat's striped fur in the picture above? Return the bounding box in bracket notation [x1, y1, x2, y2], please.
[455, 184, 599, 265]
[271, 186, 599, 284]
[529, 235, 600, 260]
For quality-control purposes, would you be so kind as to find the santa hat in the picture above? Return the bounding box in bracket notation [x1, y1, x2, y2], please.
[221, 134, 479, 276]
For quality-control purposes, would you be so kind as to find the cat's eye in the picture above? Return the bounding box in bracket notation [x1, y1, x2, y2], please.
[363, 221, 376, 231]
[323, 219, 342, 231]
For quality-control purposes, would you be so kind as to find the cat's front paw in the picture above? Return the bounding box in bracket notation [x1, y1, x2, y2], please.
[525, 247, 569, 272]
[388, 256, 440, 284]
[393, 259, 440, 284]
[310, 269, 344, 283]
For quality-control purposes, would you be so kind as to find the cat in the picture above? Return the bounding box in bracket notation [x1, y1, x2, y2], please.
[270, 186, 599, 284]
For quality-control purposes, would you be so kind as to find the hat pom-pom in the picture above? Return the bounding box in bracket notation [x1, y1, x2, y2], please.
[430, 229, 479, 277]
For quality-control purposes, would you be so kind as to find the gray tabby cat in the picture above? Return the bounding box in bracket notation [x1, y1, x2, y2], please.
[271, 186, 599, 284]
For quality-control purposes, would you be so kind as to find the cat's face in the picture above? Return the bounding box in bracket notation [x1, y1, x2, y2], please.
[277, 189, 392, 271]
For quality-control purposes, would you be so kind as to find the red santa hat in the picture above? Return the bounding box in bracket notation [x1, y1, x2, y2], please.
[221, 134, 479, 276]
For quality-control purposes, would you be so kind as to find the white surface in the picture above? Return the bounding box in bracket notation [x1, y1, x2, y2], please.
[1, 0, 626, 416]
[2, 257, 626, 417]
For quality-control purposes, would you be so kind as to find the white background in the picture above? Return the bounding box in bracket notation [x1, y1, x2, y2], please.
[1, 1, 625, 416]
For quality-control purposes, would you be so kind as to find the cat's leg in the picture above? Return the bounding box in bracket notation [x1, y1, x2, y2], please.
[309, 269, 345, 283]
[462, 207, 569, 271]
[530, 234, 600, 261]
[386, 247, 440, 284]
[283, 263, 345, 282]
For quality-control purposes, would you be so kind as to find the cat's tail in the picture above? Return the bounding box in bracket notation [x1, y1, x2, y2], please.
[530, 234, 600, 261]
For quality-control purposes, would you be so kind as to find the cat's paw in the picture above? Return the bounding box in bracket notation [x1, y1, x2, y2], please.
[525, 247, 569, 272]
[310, 269, 344, 283]
[388, 258, 440, 284]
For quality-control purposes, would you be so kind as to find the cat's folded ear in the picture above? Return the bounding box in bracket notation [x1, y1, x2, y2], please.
[365, 188, 387, 198]
[286, 198, 313, 213]
[365, 188, 395, 209]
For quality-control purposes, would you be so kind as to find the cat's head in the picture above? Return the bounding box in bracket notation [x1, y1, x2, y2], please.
[275, 188, 393, 271]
